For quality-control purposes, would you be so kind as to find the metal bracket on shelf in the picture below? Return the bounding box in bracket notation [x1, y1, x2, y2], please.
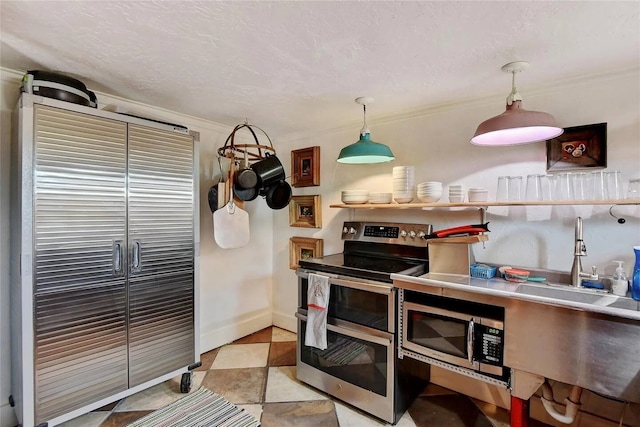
[609, 205, 626, 224]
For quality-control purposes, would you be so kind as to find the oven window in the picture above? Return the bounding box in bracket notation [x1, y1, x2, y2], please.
[300, 278, 389, 331]
[299, 320, 388, 396]
[406, 310, 468, 359]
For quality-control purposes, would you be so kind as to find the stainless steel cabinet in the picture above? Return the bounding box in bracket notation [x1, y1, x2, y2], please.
[127, 124, 195, 387]
[11, 94, 198, 427]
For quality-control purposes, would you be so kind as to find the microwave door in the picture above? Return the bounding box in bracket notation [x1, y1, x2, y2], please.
[402, 302, 480, 371]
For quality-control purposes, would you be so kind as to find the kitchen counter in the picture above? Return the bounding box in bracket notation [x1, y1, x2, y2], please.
[391, 271, 640, 321]
[392, 271, 640, 404]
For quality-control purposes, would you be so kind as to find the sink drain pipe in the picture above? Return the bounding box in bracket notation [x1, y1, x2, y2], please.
[540, 380, 583, 424]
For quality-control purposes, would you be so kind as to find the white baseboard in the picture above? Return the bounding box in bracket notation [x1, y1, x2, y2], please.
[272, 310, 296, 333]
[199, 310, 272, 353]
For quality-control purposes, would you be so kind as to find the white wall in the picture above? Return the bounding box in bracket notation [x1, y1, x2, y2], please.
[0, 68, 274, 427]
[0, 69, 21, 427]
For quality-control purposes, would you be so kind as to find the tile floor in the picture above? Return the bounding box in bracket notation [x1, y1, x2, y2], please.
[57, 326, 551, 427]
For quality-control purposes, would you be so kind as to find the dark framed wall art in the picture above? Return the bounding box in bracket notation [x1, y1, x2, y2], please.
[289, 237, 323, 269]
[546, 123, 607, 172]
[291, 146, 320, 187]
[289, 195, 322, 228]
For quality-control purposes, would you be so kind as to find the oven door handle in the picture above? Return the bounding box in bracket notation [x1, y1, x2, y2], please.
[467, 317, 475, 365]
[297, 270, 393, 295]
[295, 312, 392, 347]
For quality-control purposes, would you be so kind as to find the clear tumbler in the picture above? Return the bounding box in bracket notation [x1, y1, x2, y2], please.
[496, 176, 509, 202]
[508, 176, 522, 201]
[525, 174, 543, 201]
[570, 172, 588, 201]
[588, 171, 607, 200]
[606, 170, 623, 200]
[556, 173, 573, 200]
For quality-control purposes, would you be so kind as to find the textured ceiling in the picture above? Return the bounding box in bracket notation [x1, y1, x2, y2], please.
[1, 1, 639, 137]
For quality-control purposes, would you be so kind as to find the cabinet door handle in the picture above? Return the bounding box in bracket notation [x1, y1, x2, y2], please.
[132, 241, 141, 272]
[467, 317, 475, 365]
[113, 241, 123, 276]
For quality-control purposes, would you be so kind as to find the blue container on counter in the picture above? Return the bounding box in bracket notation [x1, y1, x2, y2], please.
[632, 246, 640, 301]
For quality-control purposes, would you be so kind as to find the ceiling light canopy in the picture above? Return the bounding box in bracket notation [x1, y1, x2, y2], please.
[471, 61, 563, 146]
[337, 97, 395, 164]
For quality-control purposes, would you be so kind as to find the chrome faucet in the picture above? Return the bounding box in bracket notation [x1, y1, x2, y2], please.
[570, 217, 598, 287]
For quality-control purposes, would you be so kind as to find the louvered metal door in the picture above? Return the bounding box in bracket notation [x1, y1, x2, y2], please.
[32, 105, 128, 423]
[127, 124, 195, 386]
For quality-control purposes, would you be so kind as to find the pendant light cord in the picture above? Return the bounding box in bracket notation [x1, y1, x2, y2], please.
[507, 70, 522, 105]
[360, 104, 369, 135]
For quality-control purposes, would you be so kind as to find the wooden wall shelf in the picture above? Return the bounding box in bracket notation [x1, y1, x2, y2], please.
[330, 199, 640, 209]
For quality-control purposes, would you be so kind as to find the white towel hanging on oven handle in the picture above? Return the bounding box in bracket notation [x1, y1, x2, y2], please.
[305, 273, 330, 350]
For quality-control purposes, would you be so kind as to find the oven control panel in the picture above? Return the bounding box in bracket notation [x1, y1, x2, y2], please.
[342, 222, 433, 246]
[364, 225, 399, 238]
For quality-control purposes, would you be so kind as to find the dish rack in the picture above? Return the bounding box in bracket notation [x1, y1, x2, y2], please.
[470, 264, 497, 279]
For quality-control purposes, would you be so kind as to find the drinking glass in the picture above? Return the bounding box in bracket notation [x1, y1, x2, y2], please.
[540, 175, 556, 201]
[570, 172, 588, 201]
[496, 176, 509, 201]
[627, 178, 640, 199]
[508, 176, 522, 201]
[588, 171, 606, 200]
[525, 174, 543, 201]
[606, 170, 623, 199]
[556, 173, 573, 200]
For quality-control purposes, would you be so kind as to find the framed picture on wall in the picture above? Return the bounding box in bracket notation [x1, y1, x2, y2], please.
[289, 237, 323, 269]
[291, 146, 320, 187]
[289, 195, 322, 228]
[546, 123, 607, 172]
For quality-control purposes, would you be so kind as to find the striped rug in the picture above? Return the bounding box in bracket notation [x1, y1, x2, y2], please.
[127, 387, 260, 427]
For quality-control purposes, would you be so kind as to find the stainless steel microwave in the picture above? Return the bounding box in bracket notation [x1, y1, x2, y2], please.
[401, 300, 504, 377]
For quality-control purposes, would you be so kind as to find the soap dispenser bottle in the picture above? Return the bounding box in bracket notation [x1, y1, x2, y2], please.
[611, 261, 628, 296]
[633, 246, 640, 301]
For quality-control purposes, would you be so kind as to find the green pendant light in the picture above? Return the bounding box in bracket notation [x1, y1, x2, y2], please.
[337, 97, 395, 164]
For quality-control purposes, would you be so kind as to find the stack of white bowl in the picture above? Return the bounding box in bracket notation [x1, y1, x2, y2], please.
[417, 181, 443, 203]
[341, 190, 369, 204]
[392, 166, 415, 203]
[468, 187, 489, 202]
[448, 184, 465, 203]
[369, 192, 393, 204]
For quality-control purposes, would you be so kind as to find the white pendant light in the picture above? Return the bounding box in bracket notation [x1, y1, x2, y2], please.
[337, 97, 395, 164]
[471, 61, 564, 146]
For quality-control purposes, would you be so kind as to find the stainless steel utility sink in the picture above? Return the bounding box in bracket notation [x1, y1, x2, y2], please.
[515, 283, 639, 311]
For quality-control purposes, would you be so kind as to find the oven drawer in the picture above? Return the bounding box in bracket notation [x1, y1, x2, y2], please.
[297, 270, 395, 332]
[295, 312, 396, 422]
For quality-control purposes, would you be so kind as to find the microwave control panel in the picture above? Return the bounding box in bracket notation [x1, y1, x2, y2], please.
[476, 324, 504, 366]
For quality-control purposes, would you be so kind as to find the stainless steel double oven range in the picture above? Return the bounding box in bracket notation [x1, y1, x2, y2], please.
[296, 221, 431, 424]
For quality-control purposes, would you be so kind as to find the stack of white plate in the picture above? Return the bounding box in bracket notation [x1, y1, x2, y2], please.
[417, 181, 443, 203]
[392, 166, 415, 203]
[468, 187, 489, 202]
[341, 190, 369, 204]
[369, 192, 393, 204]
[448, 184, 465, 203]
